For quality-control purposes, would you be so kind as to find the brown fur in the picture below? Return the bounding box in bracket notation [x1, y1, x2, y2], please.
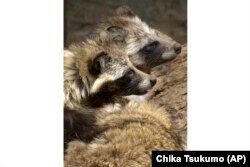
[64, 102, 183, 167]
[64, 42, 157, 150]
[64, 42, 156, 110]
[64, 6, 185, 159]
[81, 6, 182, 103]
[85, 6, 182, 73]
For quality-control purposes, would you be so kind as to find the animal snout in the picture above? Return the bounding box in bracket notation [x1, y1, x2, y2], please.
[149, 78, 157, 87]
[174, 43, 182, 54]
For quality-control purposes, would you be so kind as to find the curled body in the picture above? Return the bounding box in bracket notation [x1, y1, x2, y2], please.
[63, 6, 184, 154]
[64, 42, 156, 149]
[64, 102, 184, 167]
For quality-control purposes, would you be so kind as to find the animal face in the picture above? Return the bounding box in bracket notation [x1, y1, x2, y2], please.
[85, 50, 156, 97]
[64, 43, 156, 107]
[87, 6, 181, 73]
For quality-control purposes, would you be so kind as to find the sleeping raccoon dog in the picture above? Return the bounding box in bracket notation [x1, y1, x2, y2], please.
[84, 6, 182, 102]
[64, 41, 156, 149]
[64, 6, 183, 155]
[86, 6, 182, 73]
[64, 102, 184, 167]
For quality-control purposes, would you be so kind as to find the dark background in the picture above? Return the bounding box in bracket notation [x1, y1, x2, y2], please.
[64, 0, 187, 47]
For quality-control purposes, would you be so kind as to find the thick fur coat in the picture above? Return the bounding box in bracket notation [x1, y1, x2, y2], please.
[65, 102, 183, 167]
[63, 6, 185, 163]
[64, 42, 156, 149]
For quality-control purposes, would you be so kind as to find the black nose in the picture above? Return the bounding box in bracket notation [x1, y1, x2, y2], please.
[174, 43, 182, 54]
[150, 78, 157, 87]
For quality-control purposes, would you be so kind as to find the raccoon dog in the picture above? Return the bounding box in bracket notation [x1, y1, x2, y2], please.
[84, 6, 182, 102]
[64, 42, 156, 148]
[86, 6, 182, 73]
[64, 42, 156, 110]
[64, 102, 184, 167]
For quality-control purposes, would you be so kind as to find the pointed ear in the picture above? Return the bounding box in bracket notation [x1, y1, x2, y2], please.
[115, 6, 135, 17]
[106, 26, 128, 42]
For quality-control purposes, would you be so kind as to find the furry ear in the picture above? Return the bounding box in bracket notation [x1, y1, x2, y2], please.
[115, 6, 135, 17]
[64, 49, 90, 105]
[64, 50, 79, 80]
[106, 26, 128, 42]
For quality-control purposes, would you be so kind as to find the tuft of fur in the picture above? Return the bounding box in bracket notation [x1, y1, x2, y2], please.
[64, 49, 89, 110]
[64, 102, 183, 167]
[64, 107, 97, 151]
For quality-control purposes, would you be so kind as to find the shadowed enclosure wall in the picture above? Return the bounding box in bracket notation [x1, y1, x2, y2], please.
[64, 0, 187, 46]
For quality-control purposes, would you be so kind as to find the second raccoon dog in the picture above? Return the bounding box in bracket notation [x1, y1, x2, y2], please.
[64, 42, 156, 110]
[87, 6, 182, 73]
[64, 102, 184, 167]
[64, 42, 156, 149]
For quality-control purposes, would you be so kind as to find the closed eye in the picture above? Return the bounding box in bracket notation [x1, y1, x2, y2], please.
[142, 41, 159, 53]
[123, 69, 135, 82]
